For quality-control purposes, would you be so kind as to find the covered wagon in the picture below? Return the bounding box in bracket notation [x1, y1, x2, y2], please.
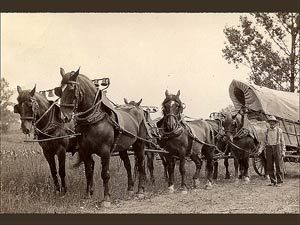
[228, 79, 300, 175]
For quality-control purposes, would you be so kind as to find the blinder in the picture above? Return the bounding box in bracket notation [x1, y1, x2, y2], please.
[14, 104, 20, 113]
[59, 81, 80, 112]
[16, 98, 39, 121]
[54, 87, 62, 97]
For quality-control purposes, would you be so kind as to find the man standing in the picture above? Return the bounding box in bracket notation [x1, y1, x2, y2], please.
[265, 115, 286, 187]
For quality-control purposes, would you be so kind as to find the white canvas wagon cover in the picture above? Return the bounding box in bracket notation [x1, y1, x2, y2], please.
[229, 79, 299, 122]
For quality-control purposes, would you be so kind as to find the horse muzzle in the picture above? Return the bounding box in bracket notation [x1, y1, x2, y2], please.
[21, 121, 32, 134]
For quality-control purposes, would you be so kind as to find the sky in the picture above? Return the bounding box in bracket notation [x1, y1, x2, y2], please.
[1, 13, 250, 119]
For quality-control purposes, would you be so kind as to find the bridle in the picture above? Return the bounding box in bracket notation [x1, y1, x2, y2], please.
[160, 98, 185, 136]
[59, 80, 80, 114]
[16, 98, 40, 124]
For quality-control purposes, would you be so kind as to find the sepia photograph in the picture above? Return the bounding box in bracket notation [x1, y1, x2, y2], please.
[1, 8, 299, 220]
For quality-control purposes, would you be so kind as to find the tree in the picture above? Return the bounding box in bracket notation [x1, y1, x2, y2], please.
[222, 13, 299, 92]
[0, 78, 19, 133]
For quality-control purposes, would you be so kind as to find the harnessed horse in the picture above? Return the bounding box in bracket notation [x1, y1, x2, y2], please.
[123, 98, 168, 183]
[157, 90, 216, 193]
[223, 112, 259, 182]
[205, 118, 231, 180]
[56, 68, 147, 207]
[14, 85, 77, 194]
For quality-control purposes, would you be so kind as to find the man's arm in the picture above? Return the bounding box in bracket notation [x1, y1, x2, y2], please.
[279, 128, 286, 156]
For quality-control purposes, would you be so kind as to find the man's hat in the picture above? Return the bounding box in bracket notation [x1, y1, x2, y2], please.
[267, 115, 278, 122]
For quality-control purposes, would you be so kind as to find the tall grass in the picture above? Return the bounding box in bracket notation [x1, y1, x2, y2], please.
[1, 128, 199, 213]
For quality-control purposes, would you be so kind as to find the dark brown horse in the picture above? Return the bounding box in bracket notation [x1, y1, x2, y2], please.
[157, 90, 216, 193]
[223, 112, 258, 182]
[123, 98, 168, 183]
[56, 68, 147, 207]
[205, 118, 231, 180]
[14, 85, 77, 194]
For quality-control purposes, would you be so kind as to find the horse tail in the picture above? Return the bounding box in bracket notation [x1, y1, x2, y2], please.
[73, 150, 84, 168]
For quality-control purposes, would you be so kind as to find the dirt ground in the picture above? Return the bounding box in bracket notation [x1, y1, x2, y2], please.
[45, 167, 300, 214]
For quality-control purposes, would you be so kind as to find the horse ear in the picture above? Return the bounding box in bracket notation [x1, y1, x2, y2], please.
[137, 98, 142, 106]
[70, 67, 80, 81]
[176, 90, 181, 97]
[60, 67, 65, 77]
[124, 98, 128, 104]
[29, 84, 36, 97]
[17, 86, 22, 94]
[165, 89, 169, 97]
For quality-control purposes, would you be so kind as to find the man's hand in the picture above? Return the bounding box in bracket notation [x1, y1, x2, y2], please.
[282, 151, 286, 157]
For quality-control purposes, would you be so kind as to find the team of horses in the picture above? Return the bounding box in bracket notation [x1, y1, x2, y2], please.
[14, 68, 259, 207]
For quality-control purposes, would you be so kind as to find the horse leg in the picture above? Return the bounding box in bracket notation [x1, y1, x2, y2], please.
[166, 154, 176, 193]
[224, 157, 231, 179]
[212, 160, 218, 180]
[101, 153, 111, 207]
[178, 154, 188, 194]
[224, 145, 231, 179]
[243, 157, 250, 183]
[133, 143, 146, 198]
[190, 153, 202, 188]
[57, 148, 67, 194]
[203, 147, 214, 190]
[233, 156, 239, 182]
[119, 151, 134, 194]
[238, 159, 244, 179]
[147, 152, 155, 184]
[90, 158, 95, 195]
[83, 155, 94, 198]
[43, 151, 60, 193]
[160, 154, 169, 182]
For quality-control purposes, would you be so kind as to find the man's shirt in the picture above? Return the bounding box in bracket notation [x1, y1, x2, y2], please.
[266, 126, 286, 152]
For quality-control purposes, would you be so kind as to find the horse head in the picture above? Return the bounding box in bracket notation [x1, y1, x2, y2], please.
[123, 98, 147, 125]
[56, 67, 97, 122]
[223, 112, 242, 142]
[124, 98, 142, 107]
[15, 85, 48, 134]
[161, 90, 184, 132]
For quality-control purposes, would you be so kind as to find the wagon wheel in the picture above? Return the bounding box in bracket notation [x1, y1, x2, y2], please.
[252, 153, 266, 176]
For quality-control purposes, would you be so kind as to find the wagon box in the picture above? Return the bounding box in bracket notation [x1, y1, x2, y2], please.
[228, 79, 300, 176]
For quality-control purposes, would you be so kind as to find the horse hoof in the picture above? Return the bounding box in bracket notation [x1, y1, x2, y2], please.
[84, 194, 92, 199]
[128, 190, 135, 196]
[168, 185, 175, 193]
[101, 201, 111, 208]
[61, 188, 67, 195]
[225, 175, 231, 179]
[137, 193, 145, 199]
[193, 180, 200, 188]
[205, 183, 212, 190]
[244, 177, 250, 183]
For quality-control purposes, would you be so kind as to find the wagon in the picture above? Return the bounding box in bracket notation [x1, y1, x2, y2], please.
[228, 79, 300, 176]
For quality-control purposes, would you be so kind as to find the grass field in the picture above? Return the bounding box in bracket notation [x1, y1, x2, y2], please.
[1, 126, 299, 213]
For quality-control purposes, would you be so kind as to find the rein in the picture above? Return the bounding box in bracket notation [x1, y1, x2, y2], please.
[23, 97, 80, 143]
